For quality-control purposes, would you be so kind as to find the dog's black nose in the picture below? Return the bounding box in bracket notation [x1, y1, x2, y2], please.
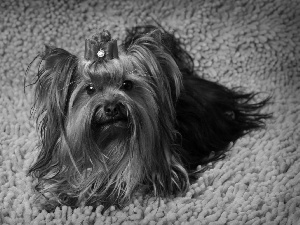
[104, 103, 120, 117]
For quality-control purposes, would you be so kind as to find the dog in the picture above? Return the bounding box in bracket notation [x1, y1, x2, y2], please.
[26, 25, 270, 211]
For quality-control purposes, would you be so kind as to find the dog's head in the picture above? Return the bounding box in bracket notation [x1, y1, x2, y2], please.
[28, 28, 189, 210]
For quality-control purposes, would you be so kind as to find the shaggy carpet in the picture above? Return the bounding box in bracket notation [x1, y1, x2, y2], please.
[1, 0, 300, 224]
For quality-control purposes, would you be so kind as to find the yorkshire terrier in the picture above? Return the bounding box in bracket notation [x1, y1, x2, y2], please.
[27, 25, 270, 211]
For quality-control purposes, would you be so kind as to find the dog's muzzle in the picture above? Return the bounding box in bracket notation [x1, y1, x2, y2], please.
[92, 102, 128, 128]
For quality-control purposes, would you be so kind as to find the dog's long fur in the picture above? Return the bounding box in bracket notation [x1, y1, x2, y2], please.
[27, 25, 271, 211]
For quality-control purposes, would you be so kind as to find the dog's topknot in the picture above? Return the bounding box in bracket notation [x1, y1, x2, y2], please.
[91, 30, 112, 43]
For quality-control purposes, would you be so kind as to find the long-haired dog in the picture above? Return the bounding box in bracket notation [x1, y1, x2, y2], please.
[27, 25, 270, 211]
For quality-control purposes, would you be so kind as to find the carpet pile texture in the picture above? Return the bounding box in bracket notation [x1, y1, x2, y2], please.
[0, 0, 300, 224]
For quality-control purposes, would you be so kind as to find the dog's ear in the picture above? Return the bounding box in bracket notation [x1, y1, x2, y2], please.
[124, 25, 195, 73]
[125, 28, 183, 105]
[32, 45, 78, 116]
[42, 45, 75, 70]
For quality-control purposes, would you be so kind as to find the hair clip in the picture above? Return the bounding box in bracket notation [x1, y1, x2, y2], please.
[97, 49, 105, 58]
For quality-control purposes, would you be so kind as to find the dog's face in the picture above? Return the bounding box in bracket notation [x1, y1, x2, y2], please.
[29, 30, 189, 210]
[76, 58, 164, 146]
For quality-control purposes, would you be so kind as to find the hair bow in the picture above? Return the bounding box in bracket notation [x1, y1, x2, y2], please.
[84, 30, 119, 61]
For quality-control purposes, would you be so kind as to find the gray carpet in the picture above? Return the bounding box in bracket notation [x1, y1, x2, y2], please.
[0, 0, 300, 224]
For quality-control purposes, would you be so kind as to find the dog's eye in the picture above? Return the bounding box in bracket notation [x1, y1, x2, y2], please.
[85, 84, 96, 95]
[121, 80, 133, 91]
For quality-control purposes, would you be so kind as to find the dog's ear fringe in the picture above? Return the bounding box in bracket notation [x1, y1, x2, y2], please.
[24, 45, 77, 90]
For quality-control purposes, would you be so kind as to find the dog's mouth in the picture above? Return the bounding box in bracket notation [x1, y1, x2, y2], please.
[92, 116, 128, 129]
[99, 117, 128, 126]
